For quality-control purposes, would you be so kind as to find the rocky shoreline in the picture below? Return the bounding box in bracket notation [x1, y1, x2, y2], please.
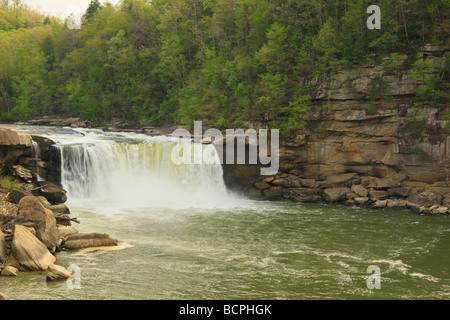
[0, 128, 119, 300]
[248, 171, 450, 215]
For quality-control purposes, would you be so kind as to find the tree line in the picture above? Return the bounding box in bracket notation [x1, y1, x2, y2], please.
[0, 0, 447, 136]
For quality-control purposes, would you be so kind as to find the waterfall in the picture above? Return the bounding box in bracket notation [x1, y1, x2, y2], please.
[56, 129, 236, 210]
[30, 139, 44, 181]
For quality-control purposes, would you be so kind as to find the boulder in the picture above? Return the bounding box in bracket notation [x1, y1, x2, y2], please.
[323, 188, 351, 202]
[386, 199, 408, 210]
[58, 225, 78, 239]
[38, 182, 67, 204]
[63, 233, 118, 249]
[46, 264, 72, 281]
[48, 204, 70, 215]
[255, 181, 271, 190]
[1, 266, 19, 277]
[388, 187, 411, 198]
[5, 189, 33, 204]
[428, 206, 449, 216]
[351, 185, 368, 197]
[300, 178, 316, 188]
[321, 173, 360, 188]
[0, 230, 5, 261]
[373, 200, 388, 208]
[272, 178, 292, 188]
[16, 196, 60, 250]
[369, 190, 389, 201]
[12, 225, 56, 271]
[360, 176, 377, 188]
[354, 197, 369, 205]
[392, 173, 407, 182]
[289, 175, 302, 188]
[37, 196, 52, 208]
[406, 202, 425, 214]
[376, 179, 400, 190]
[407, 191, 443, 208]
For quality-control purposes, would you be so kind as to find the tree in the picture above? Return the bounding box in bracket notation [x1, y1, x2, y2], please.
[83, 0, 103, 24]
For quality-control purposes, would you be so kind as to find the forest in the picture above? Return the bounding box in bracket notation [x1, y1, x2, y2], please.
[0, 0, 448, 136]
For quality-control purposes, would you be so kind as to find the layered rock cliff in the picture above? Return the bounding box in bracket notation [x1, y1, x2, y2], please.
[230, 46, 449, 214]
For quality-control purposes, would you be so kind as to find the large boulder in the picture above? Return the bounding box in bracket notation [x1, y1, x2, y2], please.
[407, 191, 443, 208]
[58, 225, 78, 239]
[351, 185, 368, 197]
[12, 225, 56, 271]
[63, 233, 118, 249]
[16, 196, 60, 250]
[376, 178, 400, 190]
[38, 182, 67, 204]
[46, 264, 72, 281]
[321, 173, 360, 188]
[323, 188, 351, 202]
[5, 189, 34, 204]
[1, 266, 19, 277]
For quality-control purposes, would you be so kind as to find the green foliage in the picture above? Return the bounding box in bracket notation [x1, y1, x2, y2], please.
[401, 108, 429, 145]
[0, 0, 448, 140]
[0, 175, 19, 191]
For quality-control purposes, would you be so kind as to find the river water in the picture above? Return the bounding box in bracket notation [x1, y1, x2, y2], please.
[0, 126, 449, 300]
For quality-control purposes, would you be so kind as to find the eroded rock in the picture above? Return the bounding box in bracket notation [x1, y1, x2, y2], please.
[63, 233, 118, 249]
[12, 225, 56, 271]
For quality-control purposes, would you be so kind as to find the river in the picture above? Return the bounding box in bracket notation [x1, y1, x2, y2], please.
[0, 126, 449, 300]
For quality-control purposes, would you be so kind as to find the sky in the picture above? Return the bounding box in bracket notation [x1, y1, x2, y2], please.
[23, 0, 121, 18]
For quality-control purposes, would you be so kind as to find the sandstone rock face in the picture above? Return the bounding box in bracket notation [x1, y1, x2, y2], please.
[46, 264, 72, 281]
[12, 225, 56, 271]
[16, 196, 60, 250]
[0, 128, 31, 147]
[63, 233, 118, 249]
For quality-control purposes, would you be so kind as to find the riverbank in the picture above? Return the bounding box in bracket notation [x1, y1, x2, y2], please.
[0, 128, 120, 299]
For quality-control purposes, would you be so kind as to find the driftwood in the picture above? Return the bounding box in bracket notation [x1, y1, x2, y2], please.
[56, 215, 80, 226]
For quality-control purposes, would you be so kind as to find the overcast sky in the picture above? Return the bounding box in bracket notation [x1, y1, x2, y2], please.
[23, 0, 121, 18]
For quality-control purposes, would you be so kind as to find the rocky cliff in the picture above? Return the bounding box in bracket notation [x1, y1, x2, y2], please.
[233, 46, 449, 215]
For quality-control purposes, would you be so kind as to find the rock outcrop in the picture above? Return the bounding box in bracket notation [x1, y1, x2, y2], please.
[63, 233, 118, 249]
[16, 196, 60, 250]
[46, 264, 72, 281]
[11, 225, 56, 271]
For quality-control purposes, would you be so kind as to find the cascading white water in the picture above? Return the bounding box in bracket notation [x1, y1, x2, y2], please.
[56, 129, 239, 210]
[30, 139, 44, 181]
